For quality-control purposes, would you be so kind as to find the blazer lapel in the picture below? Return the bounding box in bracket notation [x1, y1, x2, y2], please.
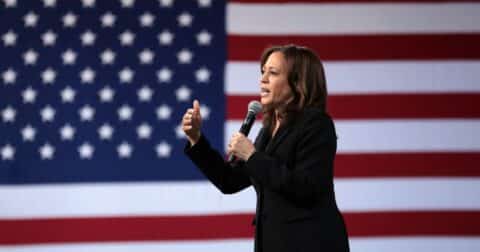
[265, 125, 292, 154]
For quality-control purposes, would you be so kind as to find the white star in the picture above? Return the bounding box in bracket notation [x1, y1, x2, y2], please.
[198, 0, 211, 7]
[79, 104, 95, 121]
[3, 0, 16, 8]
[100, 49, 115, 65]
[2, 30, 17, 46]
[139, 49, 154, 64]
[175, 85, 192, 102]
[22, 86, 37, 103]
[120, 0, 135, 8]
[137, 123, 152, 139]
[24, 12, 39, 27]
[43, 0, 56, 8]
[197, 30, 212, 46]
[62, 12, 78, 27]
[23, 49, 39, 65]
[1, 106, 16, 123]
[195, 67, 210, 83]
[21, 125, 36, 142]
[156, 104, 172, 120]
[60, 124, 75, 141]
[119, 30, 135, 46]
[101, 12, 116, 27]
[175, 124, 186, 139]
[177, 49, 193, 64]
[118, 104, 134, 121]
[80, 67, 95, 84]
[2, 68, 17, 84]
[40, 105, 55, 122]
[119, 67, 134, 83]
[98, 86, 115, 103]
[39, 143, 55, 160]
[82, 0, 95, 8]
[60, 86, 76, 103]
[138, 86, 154, 102]
[156, 141, 172, 158]
[157, 30, 174, 45]
[157, 67, 173, 83]
[62, 49, 77, 65]
[177, 12, 193, 27]
[80, 30, 96, 46]
[41, 30, 57, 46]
[78, 142, 94, 159]
[117, 142, 133, 158]
[1, 144, 15, 160]
[139, 12, 155, 27]
[159, 0, 173, 7]
[41, 68, 56, 84]
[98, 123, 114, 140]
[200, 104, 211, 120]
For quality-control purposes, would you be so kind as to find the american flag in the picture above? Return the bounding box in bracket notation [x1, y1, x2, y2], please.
[1, 0, 479, 251]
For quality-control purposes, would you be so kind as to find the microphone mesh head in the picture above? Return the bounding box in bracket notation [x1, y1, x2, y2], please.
[247, 100, 262, 115]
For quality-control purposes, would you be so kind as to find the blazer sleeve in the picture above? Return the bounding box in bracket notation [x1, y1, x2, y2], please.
[184, 134, 252, 194]
[243, 113, 336, 206]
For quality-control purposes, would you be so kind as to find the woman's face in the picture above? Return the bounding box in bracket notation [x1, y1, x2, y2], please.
[260, 51, 293, 109]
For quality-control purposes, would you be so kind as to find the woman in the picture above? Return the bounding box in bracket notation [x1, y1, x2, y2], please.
[182, 44, 349, 252]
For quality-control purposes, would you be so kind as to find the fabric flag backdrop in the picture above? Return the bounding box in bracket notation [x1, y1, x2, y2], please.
[1, 0, 479, 251]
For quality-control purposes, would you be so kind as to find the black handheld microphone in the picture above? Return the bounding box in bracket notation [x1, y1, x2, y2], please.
[228, 100, 262, 162]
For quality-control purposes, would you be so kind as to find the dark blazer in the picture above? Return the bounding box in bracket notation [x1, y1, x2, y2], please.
[185, 108, 349, 252]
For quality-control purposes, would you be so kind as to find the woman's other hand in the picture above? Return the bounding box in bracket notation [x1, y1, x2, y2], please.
[182, 100, 202, 146]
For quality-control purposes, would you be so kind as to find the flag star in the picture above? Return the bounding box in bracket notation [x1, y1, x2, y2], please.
[197, 30, 212, 46]
[98, 86, 115, 103]
[178, 12, 193, 27]
[1, 144, 15, 160]
[39, 143, 55, 160]
[60, 86, 76, 103]
[100, 49, 116, 65]
[62, 49, 77, 65]
[195, 67, 210, 83]
[200, 104, 211, 120]
[175, 124, 186, 139]
[1, 106, 16, 123]
[21, 125, 36, 142]
[101, 12, 116, 27]
[159, 0, 173, 7]
[22, 86, 37, 103]
[3, 0, 16, 8]
[23, 49, 39, 65]
[157, 67, 173, 83]
[41, 30, 57, 46]
[98, 123, 114, 140]
[78, 142, 94, 159]
[177, 49, 193, 64]
[2, 68, 17, 84]
[139, 12, 155, 27]
[2, 30, 17, 46]
[24, 12, 39, 27]
[156, 141, 172, 158]
[139, 49, 154, 64]
[62, 12, 78, 27]
[79, 104, 95, 121]
[117, 142, 133, 158]
[157, 30, 174, 45]
[138, 86, 154, 102]
[40, 105, 55, 122]
[41, 68, 56, 84]
[156, 104, 172, 120]
[43, 0, 56, 8]
[119, 67, 134, 83]
[81, 0, 95, 8]
[80, 67, 95, 84]
[119, 30, 135, 46]
[120, 0, 135, 8]
[198, 0, 211, 7]
[80, 30, 96, 46]
[175, 85, 192, 102]
[60, 124, 75, 141]
[118, 104, 134, 121]
[137, 123, 152, 139]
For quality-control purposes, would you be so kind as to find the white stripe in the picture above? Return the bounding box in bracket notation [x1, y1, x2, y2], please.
[2, 238, 480, 252]
[226, 61, 480, 95]
[227, 3, 480, 35]
[226, 120, 480, 153]
[1, 179, 480, 218]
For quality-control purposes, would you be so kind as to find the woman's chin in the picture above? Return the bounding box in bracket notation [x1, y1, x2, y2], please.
[260, 97, 271, 106]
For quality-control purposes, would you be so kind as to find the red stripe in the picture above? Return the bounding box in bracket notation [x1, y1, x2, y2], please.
[335, 153, 480, 177]
[227, 93, 480, 119]
[1, 211, 479, 245]
[228, 35, 480, 61]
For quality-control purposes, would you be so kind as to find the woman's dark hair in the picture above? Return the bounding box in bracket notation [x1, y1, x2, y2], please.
[260, 44, 328, 132]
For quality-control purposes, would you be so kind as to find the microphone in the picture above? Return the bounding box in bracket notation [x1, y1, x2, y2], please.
[228, 100, 262, 162]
